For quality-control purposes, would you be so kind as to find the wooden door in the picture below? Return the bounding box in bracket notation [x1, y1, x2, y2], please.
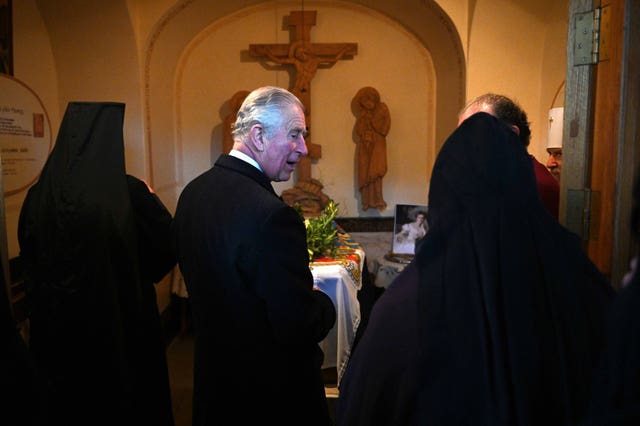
[563, 0, 640, 286]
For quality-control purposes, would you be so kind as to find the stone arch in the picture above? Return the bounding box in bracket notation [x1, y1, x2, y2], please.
[144, 0, 465, 204]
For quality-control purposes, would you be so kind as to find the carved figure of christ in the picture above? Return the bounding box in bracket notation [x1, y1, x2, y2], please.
[249, 10, 357, 182]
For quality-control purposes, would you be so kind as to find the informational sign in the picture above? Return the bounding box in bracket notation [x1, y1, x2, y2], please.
[0, 74, 51, 196]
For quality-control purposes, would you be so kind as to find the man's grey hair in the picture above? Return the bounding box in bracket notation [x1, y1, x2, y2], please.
[231, 86, 304, 142]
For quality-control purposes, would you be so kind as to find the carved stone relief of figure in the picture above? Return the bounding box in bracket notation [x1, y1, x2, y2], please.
[352, 86, 390, 210]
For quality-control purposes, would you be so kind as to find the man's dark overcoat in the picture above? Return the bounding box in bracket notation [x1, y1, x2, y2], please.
[172, 154, 336, 425]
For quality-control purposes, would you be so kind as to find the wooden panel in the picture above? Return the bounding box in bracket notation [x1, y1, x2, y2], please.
[610, 0, 640, 287]
[561, 0, 598, 236]
[587, 0, 625, 276]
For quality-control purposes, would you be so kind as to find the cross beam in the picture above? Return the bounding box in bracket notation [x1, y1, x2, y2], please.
[249, 10, 357, 182]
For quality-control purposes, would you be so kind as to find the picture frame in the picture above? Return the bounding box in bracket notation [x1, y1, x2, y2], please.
[391, 204, 429, 256]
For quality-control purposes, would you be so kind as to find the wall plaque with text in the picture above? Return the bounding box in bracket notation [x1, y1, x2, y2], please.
[0, 74, 51, 196]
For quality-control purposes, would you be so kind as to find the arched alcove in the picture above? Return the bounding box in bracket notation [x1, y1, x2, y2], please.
[145, 0, 465, 213]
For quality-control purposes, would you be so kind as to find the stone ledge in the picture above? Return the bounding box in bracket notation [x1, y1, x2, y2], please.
[335, 216, 394, 233]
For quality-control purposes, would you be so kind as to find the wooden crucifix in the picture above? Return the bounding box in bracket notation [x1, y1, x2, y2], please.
[249, 10, 357, 182]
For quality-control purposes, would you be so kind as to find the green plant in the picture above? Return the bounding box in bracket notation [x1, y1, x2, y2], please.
[299, 199, 340, 260]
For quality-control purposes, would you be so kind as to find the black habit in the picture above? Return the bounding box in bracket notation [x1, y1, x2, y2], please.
[18, 102, 176, 426]
[414, 112, 613, 425]
[337, 112, 614, 426]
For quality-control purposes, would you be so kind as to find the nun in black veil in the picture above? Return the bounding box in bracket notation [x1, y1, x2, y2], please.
[337, 112, 613, 425]
[18, 102, 176, 426]
[414, 112, 614, 425]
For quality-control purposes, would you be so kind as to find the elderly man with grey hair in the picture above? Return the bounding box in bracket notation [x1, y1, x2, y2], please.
[173, 86, 336, 426]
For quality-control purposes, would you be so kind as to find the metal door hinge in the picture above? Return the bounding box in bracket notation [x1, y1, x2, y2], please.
[574, 6, 610, 65]
[566, 188, 601, 240]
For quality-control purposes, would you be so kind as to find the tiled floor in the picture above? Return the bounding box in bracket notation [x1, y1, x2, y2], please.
[166, 332, 340, 426]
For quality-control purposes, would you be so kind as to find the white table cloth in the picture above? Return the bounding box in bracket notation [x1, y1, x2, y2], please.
[310, 230, 365, 385]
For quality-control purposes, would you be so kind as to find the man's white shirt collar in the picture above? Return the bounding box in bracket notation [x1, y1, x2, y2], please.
[229, 149, 262, 172]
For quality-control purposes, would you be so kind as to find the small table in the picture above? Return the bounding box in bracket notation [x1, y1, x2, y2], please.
[310, 229, 364, 385]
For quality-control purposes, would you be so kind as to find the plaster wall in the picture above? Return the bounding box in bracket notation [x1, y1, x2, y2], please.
[177, 4, 434, 216]
[4, 0, 568, 263]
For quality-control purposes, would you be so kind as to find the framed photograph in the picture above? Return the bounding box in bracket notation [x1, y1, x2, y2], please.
[391, 204, 429, 256]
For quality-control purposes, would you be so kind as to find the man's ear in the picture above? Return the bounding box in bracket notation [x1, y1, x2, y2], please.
[510, 124, 520, 136]
[249, 124, 265, 152]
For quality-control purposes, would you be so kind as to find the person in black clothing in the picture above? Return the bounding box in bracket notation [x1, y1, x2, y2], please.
[172, 86, 336, 426]
[18, 102, 176, 426]
[337, 112, 613, 426]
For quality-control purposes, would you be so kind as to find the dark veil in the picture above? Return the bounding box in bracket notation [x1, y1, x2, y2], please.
[18, 102, 172, 425]
[414, 112, 613, 425]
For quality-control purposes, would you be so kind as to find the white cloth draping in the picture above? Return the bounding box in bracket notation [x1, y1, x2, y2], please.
[311, 232, 365, 385]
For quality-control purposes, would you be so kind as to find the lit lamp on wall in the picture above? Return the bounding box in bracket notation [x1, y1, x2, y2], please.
[546, 106, 564, 182]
